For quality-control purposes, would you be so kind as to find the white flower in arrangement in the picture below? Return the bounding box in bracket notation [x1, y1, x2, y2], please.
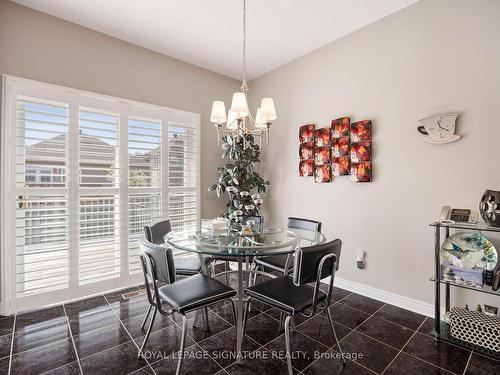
[244, 204, 255, 210]
[237, 203, 243, 209]
[254, 198, 264, 205]
[234, 210, 243, 216]
[251, 194, 260, 200]
[226, 186, 238, 193]
[239, 191, 249, 197]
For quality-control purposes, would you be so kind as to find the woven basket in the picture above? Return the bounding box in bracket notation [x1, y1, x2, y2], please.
[450, 307, 500, 352]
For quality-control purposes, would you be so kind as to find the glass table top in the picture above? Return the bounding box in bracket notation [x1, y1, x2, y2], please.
[164, 225, 326, 257]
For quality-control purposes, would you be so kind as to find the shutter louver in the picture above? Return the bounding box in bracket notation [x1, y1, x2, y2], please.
[128, 193, 162, 273]
[78, 107, 121, 285]
[168, 125, 197, 188]
[16, 96, 68, 188]
[128, 118, 161, 188]
[79, 195, 120, 284]
[15, 96, 70, 297]
[168, 123, 199, 241]
[16, 195, 69, 295]
[168, 191, 198, 240]
[127, 117, 163, 273]
[79, 109, 119, 188]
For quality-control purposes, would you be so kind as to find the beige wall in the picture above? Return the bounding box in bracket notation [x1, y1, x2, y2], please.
[249, 0, 500, 307]
[0, 0, 238, 218]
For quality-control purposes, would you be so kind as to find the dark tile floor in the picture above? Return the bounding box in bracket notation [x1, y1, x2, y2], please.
[0, 282, 499, 375]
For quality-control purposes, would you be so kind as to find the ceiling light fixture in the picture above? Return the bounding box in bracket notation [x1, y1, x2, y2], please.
[210, 0, 277, 146]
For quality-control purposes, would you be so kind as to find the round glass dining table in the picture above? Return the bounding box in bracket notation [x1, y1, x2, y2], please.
[165, 224, 326, 362]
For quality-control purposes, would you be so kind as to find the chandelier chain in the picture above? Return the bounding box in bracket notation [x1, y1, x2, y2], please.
[242, 0, 247, 87]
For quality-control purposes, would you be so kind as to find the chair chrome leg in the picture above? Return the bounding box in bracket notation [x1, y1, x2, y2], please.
[327, 308, 346, 364]
[202, 307, 210, 332]
[242, 299, 251, 336]
[279, 312, 285, 332]
[229, 298, 238, 327]
[140, 304, 153, 330]
[284, 315, 294, 375]
[176, 314, 189, 375]
[246, 256, 252, 287]
[138, 306, 157, 358]
[290, 316, 296, 333]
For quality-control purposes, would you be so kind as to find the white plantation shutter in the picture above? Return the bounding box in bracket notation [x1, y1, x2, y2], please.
[16, 96, 68, 188]
[78, 106, 121, 285]
[79, 108, 120, 188]
[79, 195, 121, 284]
[128, 118, 162, 188]
[128, 193, 161, 273]
[128, 115, 163, 273]
[14, 96, 70, 298]
[168, 123, 199, 240]
[2, 77, 200, 314]
[16, 195, 69, 296]
[167, 191, 198, 240]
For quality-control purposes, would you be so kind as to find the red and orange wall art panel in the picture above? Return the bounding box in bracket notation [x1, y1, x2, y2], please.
[332, 137, 349, 157]
[314, 164, 332, 183]
[299, 160, 314, 176]
[299, 124, 315, 143]
[350, 120, 371, 142]
[351, 162, 372, 182]
[298, 117, 373, 183]
[331, 117, 350, 138]
[299, 142, 314, 160]
[314, 128, 331, 147]
[332, 157, 350, 176]
[314, 146, 331, 164]
[350, 141, 371, 163]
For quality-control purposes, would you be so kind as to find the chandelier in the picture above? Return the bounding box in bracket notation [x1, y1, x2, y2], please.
[210, 0, 277, 146]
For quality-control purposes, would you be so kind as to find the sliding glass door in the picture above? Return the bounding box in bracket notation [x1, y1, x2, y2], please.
[1, 76, 200, 313]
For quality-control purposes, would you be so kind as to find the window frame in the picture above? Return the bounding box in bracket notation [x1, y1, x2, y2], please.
[1, 75, 201, 315]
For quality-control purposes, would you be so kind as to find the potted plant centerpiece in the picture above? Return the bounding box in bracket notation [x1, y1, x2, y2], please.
[208, 133, 269, 228]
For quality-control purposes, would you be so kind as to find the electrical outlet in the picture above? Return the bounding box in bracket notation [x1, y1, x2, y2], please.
[356, 250, 365, 269]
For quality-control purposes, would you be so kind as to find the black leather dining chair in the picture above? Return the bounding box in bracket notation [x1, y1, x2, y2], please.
[243, 239, 345, 375]
[144, 219, 207, 276]
[254, 217, 322, 275]
[142, 219, 213, 330]
[138, 238, 237, 374]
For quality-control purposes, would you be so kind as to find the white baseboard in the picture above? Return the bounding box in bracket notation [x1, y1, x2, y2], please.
[327, 276, 434, 318]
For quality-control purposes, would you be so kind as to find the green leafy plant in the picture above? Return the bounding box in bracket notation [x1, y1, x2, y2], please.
[208, 133, 269, 221]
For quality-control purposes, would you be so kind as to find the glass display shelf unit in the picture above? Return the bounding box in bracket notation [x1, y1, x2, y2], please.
[430, 219, 500, 361]
[429, 221, 500, 233]
[429, 275, 500, 297]
[434, 320, 500, 361]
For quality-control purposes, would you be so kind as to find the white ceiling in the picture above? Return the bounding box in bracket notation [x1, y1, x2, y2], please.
[13, 0, 418, 80]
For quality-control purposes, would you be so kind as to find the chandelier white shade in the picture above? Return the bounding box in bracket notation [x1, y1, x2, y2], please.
[260, 98, 277, 122]
[230, 92, 249, 118]
[254, 107, 265, 129]
[210, 100, 227, 125]
[209, 0, 277, 145]
[226, 110, 238, 130]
